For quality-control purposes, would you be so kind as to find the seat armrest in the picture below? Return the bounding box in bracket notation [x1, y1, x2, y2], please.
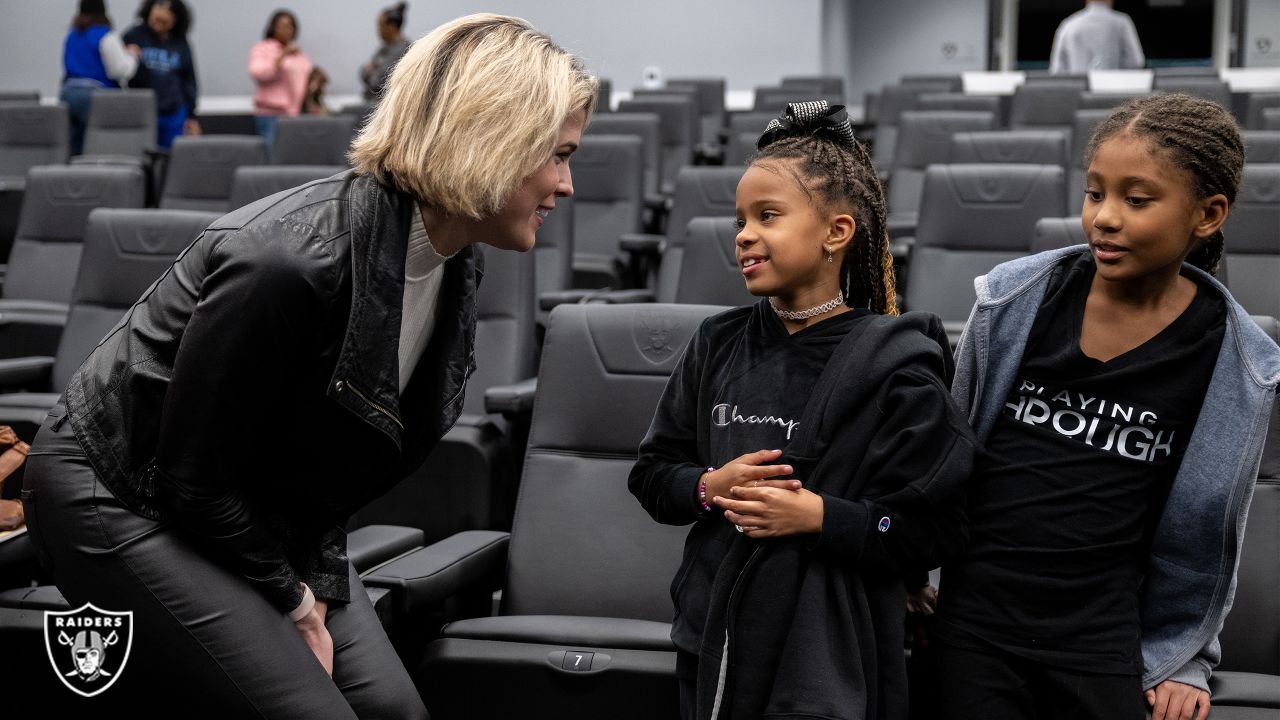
[592, 288, 655, 304]
[886, 215, 917, 240]
[619, 233, 666, 254]
[891, 236, 914, 262]
[0, 308, 67, 360]
[0, 357, 54, 391]
[347, 524, 425, 574]
[361, 530, 510, 616]
[484, 377, 538, 416]
[539, 289, 597, 311]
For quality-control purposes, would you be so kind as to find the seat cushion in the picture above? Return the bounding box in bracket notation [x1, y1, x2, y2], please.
[1209, 671, 1280, 708]
[441, 614, 675, 652]
[0, 584, 69, 610]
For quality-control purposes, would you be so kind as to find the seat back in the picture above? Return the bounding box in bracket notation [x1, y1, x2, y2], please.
[724, 131, 758, 167]
[585, 112, 661, 198]
[1067, 108, 1113, 210]
[657, 166, 744, 302]
[752, 87, 842, 114]
[82, 89, 156, 157]
[503, 302, 724, 619]
[906, 164, 1066, 321]
[534, 195, 574, 298]
[1216, 314, 1280, 674]
[781, 75, 848, 96]
[1030, 216, 1086, 254]
[228, 165, 346, 209]
[595, 77, 612, 112]
[1245, 93, 1280, 130]
[872, 82, 958, 170]
[271, 115, 356, 166]
[0, 104, 69, 178]
[666, 77, 727, 145]
[569, 134, 644, 287]
[6, 165, 146, 303]
[53, 208, 218, 390]
[675, 217, 756, 306]
[160, 135, 269, 212]
[1221, 164, 1280, 318]
[616, 97, 696, 192]
[889, 111, 996, 215]
[1265, 107, 1280, 131]
[1009, 83, 1081, 132]
[899, 75, 963, 92]
[917, 92, 1003, 120]
[468, 244, 537, 416]
[1242, 130, 1280, 164]
[951, 130, 1068, 167]
[1152, 77, 1233, 109]
[1077, 92, 1147, 110]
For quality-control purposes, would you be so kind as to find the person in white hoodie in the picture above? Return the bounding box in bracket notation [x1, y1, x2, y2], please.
[1049, 0, 1145, 74]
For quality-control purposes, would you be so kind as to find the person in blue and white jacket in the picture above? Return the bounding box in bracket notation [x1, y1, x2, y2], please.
[60, 0, 138, 155]
[934, 93, 1280, 720]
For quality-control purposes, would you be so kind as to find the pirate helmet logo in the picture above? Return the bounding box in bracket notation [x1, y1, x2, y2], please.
[44, 603, 133, 697]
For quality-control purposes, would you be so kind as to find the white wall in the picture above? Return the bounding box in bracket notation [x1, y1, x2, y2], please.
[0, 0, 823, 102]
[823, 0, 990, 106]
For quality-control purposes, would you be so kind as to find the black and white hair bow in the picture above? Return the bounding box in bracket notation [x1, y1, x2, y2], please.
[757, 100, 857, 151]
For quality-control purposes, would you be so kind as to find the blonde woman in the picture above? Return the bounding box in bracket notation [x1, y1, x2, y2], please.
[23, 14, 594, 717]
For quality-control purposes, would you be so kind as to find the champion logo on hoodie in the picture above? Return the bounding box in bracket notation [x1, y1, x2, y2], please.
[711, 402, 801, 440]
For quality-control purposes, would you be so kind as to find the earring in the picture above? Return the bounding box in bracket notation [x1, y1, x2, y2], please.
[825, 246, 833, 263]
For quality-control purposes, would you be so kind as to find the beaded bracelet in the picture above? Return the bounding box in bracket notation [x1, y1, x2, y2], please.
[698, 467, 715, 512]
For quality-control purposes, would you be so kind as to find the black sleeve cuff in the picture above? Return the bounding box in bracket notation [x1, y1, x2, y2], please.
[812, 492, 872, 560]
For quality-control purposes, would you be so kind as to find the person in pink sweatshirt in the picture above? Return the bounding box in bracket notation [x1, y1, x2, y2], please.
[248, 9, 311, 153]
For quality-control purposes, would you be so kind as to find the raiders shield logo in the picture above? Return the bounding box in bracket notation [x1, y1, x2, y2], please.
[43, 603, 133, 697]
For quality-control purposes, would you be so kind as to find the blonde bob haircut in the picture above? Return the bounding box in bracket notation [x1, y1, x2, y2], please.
[349, 13, 597, 219]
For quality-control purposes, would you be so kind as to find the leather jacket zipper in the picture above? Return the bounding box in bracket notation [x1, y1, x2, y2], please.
[338, 378, 404, 430]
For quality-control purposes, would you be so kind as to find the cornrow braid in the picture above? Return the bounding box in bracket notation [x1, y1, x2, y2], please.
[1085, 92, 1244, 276]
[752, 134, 898, 315]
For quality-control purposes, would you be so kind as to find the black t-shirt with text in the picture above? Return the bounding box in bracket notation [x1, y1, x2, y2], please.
[937, 255, 1226, 674]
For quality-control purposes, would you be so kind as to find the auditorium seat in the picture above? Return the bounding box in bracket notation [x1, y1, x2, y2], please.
[651, 166, 743, 302]
[674, 217, 755, 306]
[1242, 131, 1280, 164]
[724, 131, 758, 166]
[917, 93, 1004, 124]
[531, 194, 574, 321]
[1210, 315, 1280, 713]
[348, 242, 537, 542]
[0, 91, 40, 104]
[595, 78, 612, 112]
[1221, 164, 1280, 318]
[563, 134, 644, 288]
[1067, 108, 1112, 210]
[666, 77, 727, 148]
[616, 96, 697, 194]
[887, 110, 996, 238]
[1076, 92, 1145, 110]
[1152, 77, 1233, 110]
[585, 112, 663, 206]
[160, 135, 269, 212]
[0, 103, 69, 269]
[364, 302, 722, 719]
[1245, 93, 1279, 130]
[1029, 217, 1085, 254]
[899, 74, 963, 92]
[77, 89, 156, 161]
[782, 75, 848, 97]
[950, 130, 1068, 168]
[1265, 108, 1280, 130]
[271, 115, 356, 166]
[904, 164, 1066, 342]
[0, 208, 217, 441]
[753, 86, 842, 114]
[227, 164, 346, 209]
[1010, 83, 1081, 138]
[872, 81, 966, 175]
[0, 165, 145, 360]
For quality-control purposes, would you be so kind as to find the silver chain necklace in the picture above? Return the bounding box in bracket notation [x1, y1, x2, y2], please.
[769, 291, 845, 321]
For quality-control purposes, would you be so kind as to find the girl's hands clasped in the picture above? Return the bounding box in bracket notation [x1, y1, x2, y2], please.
[703, 448, 822, 538]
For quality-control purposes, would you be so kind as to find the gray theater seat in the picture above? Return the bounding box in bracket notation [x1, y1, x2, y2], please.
[0, 103, 69, 268]
[566, 134, 644, 288]
[1009, 83, 1081, 137]
[753, 86, 842, 114]
[0, 165, 145, 360]
[782, 75, 848, 96]
[1245, 92, 1280, 130]
[595, 78, 612, 112]
[1077, 92, 1146, 110]
[271, 115, 356, 166]
[349, 243, 537, 541]
[532, 194, 573, 311]
[78, 89, 157, 161]
[675, 217, 756, 306]
[872, 83, 952, 172]
[1242, 131, 1280, 164]
[666, 77, 727, 147]
[950, 130, 1068, 167]
[0, 208, 217, 440]
[1030, 216, 1086, 254]
[899, 75, 963, 92]
[365, 302, 724, 719]
[888, 111, 997, 237]
[227, 164, 346, 209]
[1265, 108, 1280, 131]
[1211, 314, 1280, 712]
[918, 92, 1004, 122]
[585, 112, 662, 202]
[1153, 77, 1233, 110]
[616, 96, 697, 195]
[160, 135, 269, 212]
[0, 91, 40, 104]
[1221, 164, 1280, 318]
[904, 164, 1066, 340]
[724, 131, 758, 167]
[652, 166, 743, 302]
[1067, 108, 1112, 210]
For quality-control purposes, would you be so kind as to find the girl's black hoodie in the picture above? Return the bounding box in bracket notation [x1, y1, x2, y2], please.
[630, 301, 977, 719]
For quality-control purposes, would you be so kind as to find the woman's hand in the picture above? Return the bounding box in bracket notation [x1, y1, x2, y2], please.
[1145, 679, 1209, 720]
[294, 599, 333, 677]
[714, 483, 823, 538]
[183, 118, 202, 136]
[700, 449, 795, 508]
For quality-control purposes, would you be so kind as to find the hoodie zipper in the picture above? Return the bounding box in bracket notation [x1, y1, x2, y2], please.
[336, 378, 404, 430]
[710, 544, 764, 720]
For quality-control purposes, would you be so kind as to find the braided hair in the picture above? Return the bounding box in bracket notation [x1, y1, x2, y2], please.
[1085, 93, 1244, 276]
[752, 123, 897, 315]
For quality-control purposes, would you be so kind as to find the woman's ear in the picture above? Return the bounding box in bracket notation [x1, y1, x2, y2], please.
[827, 213, 856, 255]
[1193, 193, 1229, 239]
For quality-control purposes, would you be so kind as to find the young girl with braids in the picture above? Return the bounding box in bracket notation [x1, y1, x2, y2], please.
[934, 93, 1280, 720]
[629, 101, 978, 720]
